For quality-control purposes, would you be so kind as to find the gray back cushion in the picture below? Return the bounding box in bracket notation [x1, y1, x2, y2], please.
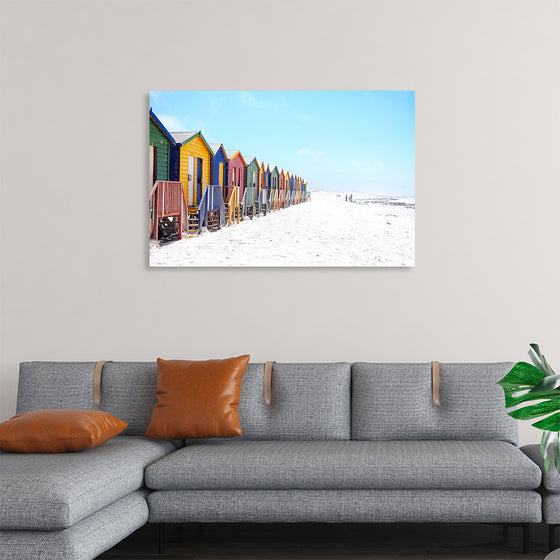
[237, 363, 351, 440]
[351, 362, 517, 445]
[17, 362, 95, 412]
[17, 362, 158, 436]
[17, 361, 351, 440]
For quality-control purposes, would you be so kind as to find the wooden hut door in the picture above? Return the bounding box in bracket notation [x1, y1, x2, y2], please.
[149, 145, 157, 186]
[187, 156, 194, 206]
[196, 157, 203, 204]
[219, 163, 224, 187]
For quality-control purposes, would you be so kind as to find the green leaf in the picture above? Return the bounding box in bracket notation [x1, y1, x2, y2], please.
[502, 386, 560, 409]
[497, 346, 560, 472]
[530, 343, 556, 376]
[529, 347, 548, 375]
[497, 362, 546, 388]
[553, 439, 560, 471]
[543, 355, 557, 376]
[541, 431, 556, 456]
[508, 401, 560, 420]
[533, 411, 560, 431]
[530, 374, 560, 393]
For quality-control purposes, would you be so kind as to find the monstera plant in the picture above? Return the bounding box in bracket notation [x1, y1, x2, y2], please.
[498, 344, 560, 472]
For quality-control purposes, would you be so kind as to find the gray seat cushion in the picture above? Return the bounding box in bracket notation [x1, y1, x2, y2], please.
[544, 493, 560, 524]
[145, 440, 541, 491]
[0, 490, 149, 560]
[0, 436, 177, 530]
[522, 444, 560, 493]
[521, 446, 560, 523]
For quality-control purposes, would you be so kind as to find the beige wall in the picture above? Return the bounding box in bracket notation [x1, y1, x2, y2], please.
[1, 0, 559, 445]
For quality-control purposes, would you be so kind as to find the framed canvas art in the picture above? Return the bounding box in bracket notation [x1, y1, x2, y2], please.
[149, 91, 415, 267]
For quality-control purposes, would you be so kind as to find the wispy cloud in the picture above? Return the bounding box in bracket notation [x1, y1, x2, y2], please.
[210, 96, 224, 115]
[191, 119, 208, 131]
[238, 91, 257, 106]
[297, 147, 329, 164]
[157, 114, 188, 132]
[158, 114, 207, 134]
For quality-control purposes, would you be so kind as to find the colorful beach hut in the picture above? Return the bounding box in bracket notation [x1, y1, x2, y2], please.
[255, 160, 267, 215]
[149, 110, 186, 241]
[209, 143, 229, 191]
[226, 151, 246, 216]
[259, 161, 265, 196]
[169, 130, 212, 208]
[288, 172, 295, 206]
[149, 109, 175, 184]
[264, 163, 271, 209]
[243, 156, 259, 218]
[264, 163, 271, 192]
[279, 169, 286, 208]
[270, 165, 279, 210]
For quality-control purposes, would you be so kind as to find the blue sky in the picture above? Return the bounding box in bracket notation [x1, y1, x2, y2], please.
[150, 91, 415, 196]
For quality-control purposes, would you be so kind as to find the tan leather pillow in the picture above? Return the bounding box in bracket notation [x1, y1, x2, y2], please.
[0, 409, 128, 453]
[145, 355, 250, 439]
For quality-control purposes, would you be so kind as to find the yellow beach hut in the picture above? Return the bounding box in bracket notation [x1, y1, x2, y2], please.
[169, 131, 212, 208]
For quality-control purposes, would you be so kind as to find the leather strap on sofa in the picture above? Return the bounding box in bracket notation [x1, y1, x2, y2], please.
[93, 361, 113, 405]
[432, 361, 440, 406]
[264, 361, 276, 406]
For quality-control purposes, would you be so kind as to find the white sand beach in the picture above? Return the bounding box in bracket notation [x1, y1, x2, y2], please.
[149, 190, 415, 267]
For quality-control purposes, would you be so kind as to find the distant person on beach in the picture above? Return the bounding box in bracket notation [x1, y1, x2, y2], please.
[345, 194, 348, 201]
[349, 194, 353, 202]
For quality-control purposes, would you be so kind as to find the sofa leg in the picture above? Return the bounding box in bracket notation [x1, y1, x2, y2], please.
[158, 523, 165, 555]
[523, 523, 529, 554]
[550, 524, 558, 553]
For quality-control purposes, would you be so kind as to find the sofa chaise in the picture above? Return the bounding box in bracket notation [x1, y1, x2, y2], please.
[0, 361, 544, 559]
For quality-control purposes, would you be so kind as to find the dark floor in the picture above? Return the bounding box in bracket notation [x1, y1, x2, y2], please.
[99, 522, 554, 559]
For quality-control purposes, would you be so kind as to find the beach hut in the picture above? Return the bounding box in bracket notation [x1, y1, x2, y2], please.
[257, 160, 268, 215]
[226, 151, 247, 216]
[264, 163, 271, 209]
[259, 161, 265, 196]
[296, 175, 302, 204]
[279, 169, 285, 208]
[169, 130, 212, 209]
[264, 163, 271, 193]
[288, 172, 295, 205]
[149, 110, 186, 241]
[208, 142, 229, 192]
[243, 155, 259, 218]
[149, 109, 175, 184]
[226, 150, 246, 200]
[270, 165, 279, 210]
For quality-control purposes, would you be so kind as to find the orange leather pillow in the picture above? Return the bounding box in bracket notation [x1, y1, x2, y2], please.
[0, 409, 127, 453]
[145, 355, 250, 439]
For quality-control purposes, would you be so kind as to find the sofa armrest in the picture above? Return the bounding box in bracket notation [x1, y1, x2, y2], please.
[522, 444, 560, 493]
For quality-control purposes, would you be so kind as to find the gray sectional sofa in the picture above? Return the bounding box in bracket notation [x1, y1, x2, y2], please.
[0, 361, 546, 559]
